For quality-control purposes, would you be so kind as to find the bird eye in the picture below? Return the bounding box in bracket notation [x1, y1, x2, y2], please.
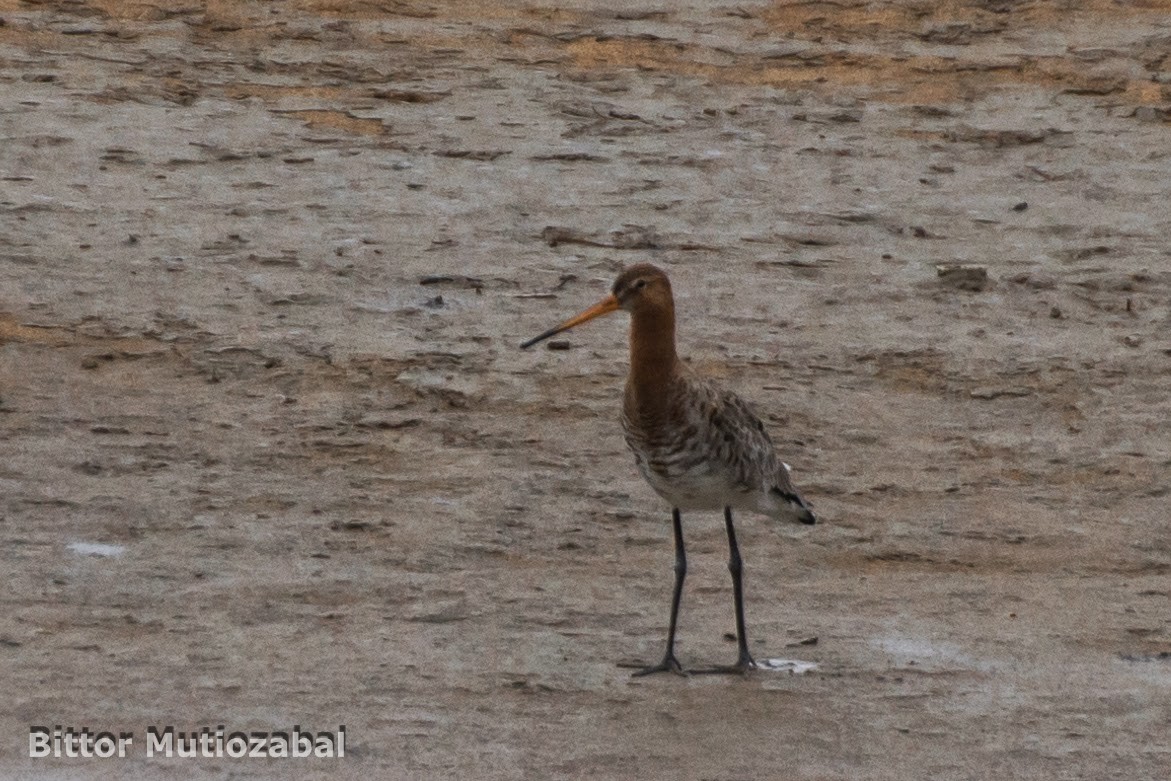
[633, 279, 647, 291]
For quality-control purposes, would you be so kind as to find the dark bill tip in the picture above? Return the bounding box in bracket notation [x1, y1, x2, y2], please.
[520, 294, 619, 350]
[519, 326, 563, 350]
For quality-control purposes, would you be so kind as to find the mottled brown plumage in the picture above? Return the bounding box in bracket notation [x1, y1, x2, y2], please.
[521, 263, 816, 675]
[612, 264, 814, 524]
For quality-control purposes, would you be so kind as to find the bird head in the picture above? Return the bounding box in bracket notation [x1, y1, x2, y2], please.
[611, 264, 673, 316]
[520, 264, 672, 349]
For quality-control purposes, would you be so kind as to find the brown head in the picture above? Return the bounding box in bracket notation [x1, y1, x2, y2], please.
[611, 263, 673, 318]
[519, 264, 676, 350]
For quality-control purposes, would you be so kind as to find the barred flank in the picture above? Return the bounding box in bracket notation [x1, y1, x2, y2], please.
[623, 368, 790, 496]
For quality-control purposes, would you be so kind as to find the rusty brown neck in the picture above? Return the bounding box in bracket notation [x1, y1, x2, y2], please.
[627, 302, 679, 405]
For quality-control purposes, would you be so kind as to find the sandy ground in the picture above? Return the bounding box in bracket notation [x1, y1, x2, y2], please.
[2, 0, 1171, 778]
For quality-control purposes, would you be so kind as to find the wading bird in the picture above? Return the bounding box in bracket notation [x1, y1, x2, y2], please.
[521, 264, 816, 675]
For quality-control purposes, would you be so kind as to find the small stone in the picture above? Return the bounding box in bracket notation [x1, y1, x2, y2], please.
[970, 386, 1032, 399]
[546, 340, 572, 351]
[936, 263, 990, 292]
[1133, 106, 1170, 123]
[1008, 272, 1057, 290]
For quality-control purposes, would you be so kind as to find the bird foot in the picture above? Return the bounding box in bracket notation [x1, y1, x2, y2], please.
[691, 653, 757, 676]
[627, 653, 687, 678]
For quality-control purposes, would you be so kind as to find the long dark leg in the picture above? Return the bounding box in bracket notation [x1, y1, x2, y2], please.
[695, 507, 756, 674]
[631, 508, 687, 677]
[725, 506, 756, 670]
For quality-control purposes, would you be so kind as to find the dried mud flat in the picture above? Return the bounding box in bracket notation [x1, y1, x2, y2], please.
[2, 1, 1171, 778]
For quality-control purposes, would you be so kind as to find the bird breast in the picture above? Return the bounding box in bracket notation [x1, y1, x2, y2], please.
[621, 375, 778, 511]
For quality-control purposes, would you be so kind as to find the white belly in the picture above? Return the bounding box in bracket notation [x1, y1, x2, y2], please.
[636, 458, 755, 512]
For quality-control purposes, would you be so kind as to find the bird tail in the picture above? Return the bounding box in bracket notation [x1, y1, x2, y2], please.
[771, 486, 817, 525]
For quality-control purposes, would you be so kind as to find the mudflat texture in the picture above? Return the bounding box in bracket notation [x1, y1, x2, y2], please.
[2, 1, 1170, 778]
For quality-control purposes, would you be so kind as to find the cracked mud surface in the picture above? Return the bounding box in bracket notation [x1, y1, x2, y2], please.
[2, 1, 1170, 778]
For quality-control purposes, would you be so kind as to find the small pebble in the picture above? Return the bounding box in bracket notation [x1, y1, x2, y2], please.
[936, 263, 990, 292]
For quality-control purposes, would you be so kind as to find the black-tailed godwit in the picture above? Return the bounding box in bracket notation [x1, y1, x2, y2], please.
[521, 263, 816, 675]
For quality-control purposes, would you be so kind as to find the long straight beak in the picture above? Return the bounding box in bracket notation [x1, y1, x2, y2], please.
[520, 293, 621, 349]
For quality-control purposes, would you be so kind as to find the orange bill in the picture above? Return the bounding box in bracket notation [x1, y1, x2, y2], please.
[520, 294, 620, 349]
